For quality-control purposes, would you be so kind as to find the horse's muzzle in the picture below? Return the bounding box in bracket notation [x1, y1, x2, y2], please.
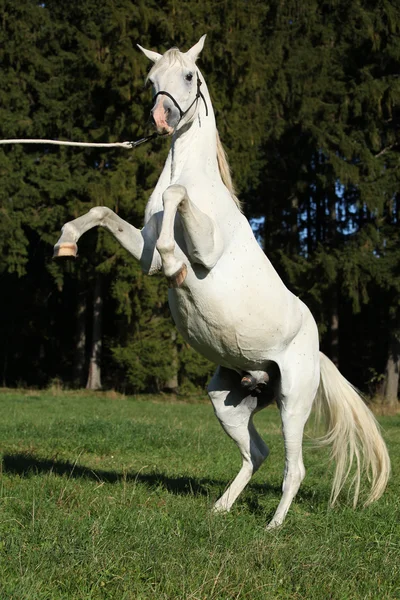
[151, 97, 179, 135]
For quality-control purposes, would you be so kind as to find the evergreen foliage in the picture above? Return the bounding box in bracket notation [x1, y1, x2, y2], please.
[0, 0, 398, 402]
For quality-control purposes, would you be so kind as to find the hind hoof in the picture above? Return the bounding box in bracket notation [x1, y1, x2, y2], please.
[53, 242, 78, 258]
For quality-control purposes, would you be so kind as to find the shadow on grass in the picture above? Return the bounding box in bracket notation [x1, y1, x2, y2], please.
[2, 452, 280, 498]
[1, 453, 329, 511]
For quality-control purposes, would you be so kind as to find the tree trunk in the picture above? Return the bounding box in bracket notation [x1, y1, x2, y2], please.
[327, 187, 339, 366]
[86, 275, 103, 391]
[329, 284, 339, 367]
[164, 330, 179, 392]
[2, 352, 7, 388]
[383, 334, 399, 407]
[73, 291, 87, 387]
[289, 193, 299, 255]
[306, 194, 313, 256]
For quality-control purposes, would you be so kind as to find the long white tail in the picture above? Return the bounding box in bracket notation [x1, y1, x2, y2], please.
[314, 352, 391, 507]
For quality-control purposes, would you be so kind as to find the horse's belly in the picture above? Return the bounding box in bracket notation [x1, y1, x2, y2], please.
[168, 275, 303, 370]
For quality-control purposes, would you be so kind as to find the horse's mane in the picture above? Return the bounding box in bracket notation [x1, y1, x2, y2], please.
[216, 130, 242, 211]
[147, 48, 242, 211]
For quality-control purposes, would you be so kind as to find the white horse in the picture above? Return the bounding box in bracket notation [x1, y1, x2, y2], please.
[54, 36, 390, 529]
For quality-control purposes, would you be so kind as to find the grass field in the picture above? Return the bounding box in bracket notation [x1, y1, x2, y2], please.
[0, 389, 399, 599]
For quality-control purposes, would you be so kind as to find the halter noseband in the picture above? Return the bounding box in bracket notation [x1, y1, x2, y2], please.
[152, 73, 209, 123]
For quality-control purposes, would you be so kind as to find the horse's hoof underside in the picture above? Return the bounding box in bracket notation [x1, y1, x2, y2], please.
[53, 243, 78, 258]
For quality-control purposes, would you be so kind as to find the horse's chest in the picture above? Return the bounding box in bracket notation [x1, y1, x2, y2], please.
[168, 286, 239, 366]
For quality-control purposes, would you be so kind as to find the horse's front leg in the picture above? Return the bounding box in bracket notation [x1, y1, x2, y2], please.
[53, 207, 161, 274]
[156, 184, 224, 287]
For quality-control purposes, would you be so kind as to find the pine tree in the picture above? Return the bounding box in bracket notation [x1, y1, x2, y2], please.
[1, 0, 399, 402]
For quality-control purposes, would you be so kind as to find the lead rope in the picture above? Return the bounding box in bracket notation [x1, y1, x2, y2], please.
[0, 132, 160, 150]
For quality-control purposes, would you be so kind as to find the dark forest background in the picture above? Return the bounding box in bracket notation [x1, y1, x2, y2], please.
[0, 0, 399, 407]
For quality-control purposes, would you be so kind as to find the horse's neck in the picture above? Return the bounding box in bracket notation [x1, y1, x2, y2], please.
[144, 153, 172, 222]
[170, 110, 217, 182]
[145, 90, 217, 222]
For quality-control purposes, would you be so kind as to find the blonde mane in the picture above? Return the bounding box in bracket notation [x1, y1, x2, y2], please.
[216, 130, 242, 211]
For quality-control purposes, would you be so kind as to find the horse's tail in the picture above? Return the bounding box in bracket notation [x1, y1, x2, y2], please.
[314, 352, 390, 507]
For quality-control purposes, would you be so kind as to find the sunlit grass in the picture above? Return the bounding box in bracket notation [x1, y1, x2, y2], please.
[0, 390, 399, 599]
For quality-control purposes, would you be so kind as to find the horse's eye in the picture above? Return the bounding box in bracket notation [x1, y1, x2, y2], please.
[185, 72, 193, 82]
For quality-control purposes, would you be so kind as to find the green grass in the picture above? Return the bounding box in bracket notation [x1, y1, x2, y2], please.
[0, 389, 399, 599]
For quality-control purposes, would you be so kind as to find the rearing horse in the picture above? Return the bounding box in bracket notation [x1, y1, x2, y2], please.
[54, 36, 390, 529]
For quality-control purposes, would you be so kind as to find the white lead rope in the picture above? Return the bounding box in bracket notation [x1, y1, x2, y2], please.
[0, 133, 159, 149]
[0, 138, 133, 148]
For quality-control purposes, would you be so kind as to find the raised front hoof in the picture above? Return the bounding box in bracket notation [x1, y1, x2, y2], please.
[167, 263, 187, 288]
[53, 242, 78, 258]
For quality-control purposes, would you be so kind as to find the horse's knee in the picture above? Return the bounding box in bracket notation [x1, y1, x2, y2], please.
[208, 391, 240, 429]
[162, 184, 187, 208]
[89, 206, 111, 221]
[208, 374, 258, 426]
[207, 388, 225, 412]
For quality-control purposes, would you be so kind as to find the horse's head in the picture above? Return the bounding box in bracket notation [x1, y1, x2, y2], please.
[138, 35, 207, 136]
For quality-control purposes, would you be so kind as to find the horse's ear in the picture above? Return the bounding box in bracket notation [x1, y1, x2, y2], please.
[185, 34, 207, 62]
[137, 44, 162, 63]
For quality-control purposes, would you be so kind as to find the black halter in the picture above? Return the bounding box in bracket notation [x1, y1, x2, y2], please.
[126, 74, 208, 148]
[152, 73, 209, 122]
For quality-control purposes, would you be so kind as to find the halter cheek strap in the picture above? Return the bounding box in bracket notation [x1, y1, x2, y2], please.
[152, 73, 209, 122]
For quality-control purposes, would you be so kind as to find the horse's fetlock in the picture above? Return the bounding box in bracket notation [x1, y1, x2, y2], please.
[61, 222, 77, 240]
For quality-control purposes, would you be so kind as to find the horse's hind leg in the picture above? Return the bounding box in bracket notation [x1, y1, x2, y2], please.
[267, 363, 319, 529]
[208, 367, 269, 513]
[263, 308, 321, 529]
[266, 404, 309, 529]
